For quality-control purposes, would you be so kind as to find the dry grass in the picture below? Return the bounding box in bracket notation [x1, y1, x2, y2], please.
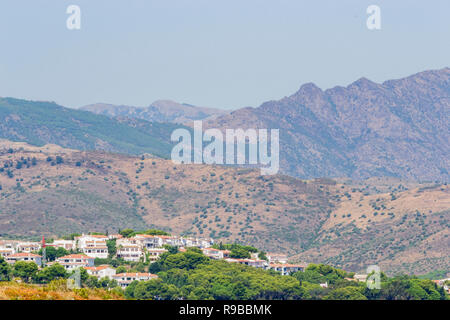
[0, 281, 124, 300]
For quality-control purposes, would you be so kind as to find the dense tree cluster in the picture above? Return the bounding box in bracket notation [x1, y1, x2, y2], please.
[125, 250, 449, 300]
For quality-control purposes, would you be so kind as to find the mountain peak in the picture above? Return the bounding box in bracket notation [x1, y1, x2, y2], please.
[348, 77, 381, 90]
[292, 82, 323, 99]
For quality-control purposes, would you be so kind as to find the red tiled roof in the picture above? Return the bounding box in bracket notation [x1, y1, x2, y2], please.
[269, 263, 307, 268]
[85, 265, 112, 271]
[58, 254, 94, 260]
[113, 273, 157, 278]
[9, 253, 41, 258]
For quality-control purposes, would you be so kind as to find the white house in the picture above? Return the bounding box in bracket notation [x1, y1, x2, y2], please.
[0, 240, 19, 250]
[116, 243, 143, 262]
[85, 265, 116, 279]
[354, 274, 368, 282]
[133, 234, 163, 249]
[180, 237, 212, 248]
[225, 258, 268, 269]
[266, 253, 288, 264]
[75, 234, 109, 250]
[266, 263, 306, 275]
[147, 248, 167, 262]
[112, 273, 158, 288]
[81, 240, 109, 259]
[51, 240, 76, 251]
[56, 254, 95, 271]
[158, 235, 183, 247]
[0, 247, 15, 259]
[7, 253, 42, 267]
[17, 242, 41, 253]
[202, 248, 226, 260]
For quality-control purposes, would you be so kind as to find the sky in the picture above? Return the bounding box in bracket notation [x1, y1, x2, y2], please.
[0, 0, 449, 110]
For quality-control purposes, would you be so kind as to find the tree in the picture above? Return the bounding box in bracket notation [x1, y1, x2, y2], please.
[116, 266, 127, 274]
[229, 248, 251, 259]
[133, 279, 180, 300]
[106, 239, 117, 258]
[13, 261, 38, 283]
[39, 247, 69, 262]
[119, 229, 135, 238]
[0, 256, 11, 281]
[85, 276, 99, 288]
[35, 263, 67, 283]
[325, 287, 367, 300]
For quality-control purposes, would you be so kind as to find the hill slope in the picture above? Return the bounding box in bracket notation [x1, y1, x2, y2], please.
[0, 142, 448, 275]
[206, 68, 450, 182]
[0, 97, 184, 158]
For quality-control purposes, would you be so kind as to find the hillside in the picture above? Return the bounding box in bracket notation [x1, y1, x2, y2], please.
[0, 142, 448, 275]
[206, 68, 450, 182]
[0, 97, 183, 158]
[80, 100, 228, 124]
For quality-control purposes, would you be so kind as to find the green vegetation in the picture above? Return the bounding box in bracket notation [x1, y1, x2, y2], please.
[0, 257, 11, 281]
[212, 243, 265, 260]
[119, 228, 170, 238]
[125, 250, 449, 300]
[38, 247, 70, 261]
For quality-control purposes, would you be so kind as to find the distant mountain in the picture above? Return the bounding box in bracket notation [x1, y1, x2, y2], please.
[80, 100, 229, 124]
[207, 68, 450, 182]
[0, 97, 185, 157]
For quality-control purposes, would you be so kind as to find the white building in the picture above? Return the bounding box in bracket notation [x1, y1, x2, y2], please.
[133, 234, 163, 249]
[51, 240, 76, 251]
[56, 254, 95, 271]
[17, 242, 41, 253]
[354, 274, 368, 282]
[0, 247, 15, 259]
[75, 234, 109, 250]
[201, 248, 230, 260]
[225, 258, 268, 269]
[116, 243, 143, 262]
[85, 265, 116, 279]
[0, 240, 19, 250]
[147, 248, 167, 262]
[81, 240, 109, 259]
[157, 235, 183, 247]
[180, 237, 213, 248]
[112, 273, 158, 288]
[266, 263, 306, 275]
[7, 253, 42, 267]
[266, 253, 288, 264]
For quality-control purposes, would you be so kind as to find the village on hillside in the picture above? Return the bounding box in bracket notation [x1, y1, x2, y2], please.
[1, 230, 449, 299]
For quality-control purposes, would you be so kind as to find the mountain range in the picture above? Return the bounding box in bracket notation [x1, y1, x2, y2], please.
[1, 68, 448, 182]
[207, 67, 450, 182]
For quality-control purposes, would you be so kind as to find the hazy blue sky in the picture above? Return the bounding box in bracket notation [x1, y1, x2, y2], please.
[0, 0, 449, 109]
